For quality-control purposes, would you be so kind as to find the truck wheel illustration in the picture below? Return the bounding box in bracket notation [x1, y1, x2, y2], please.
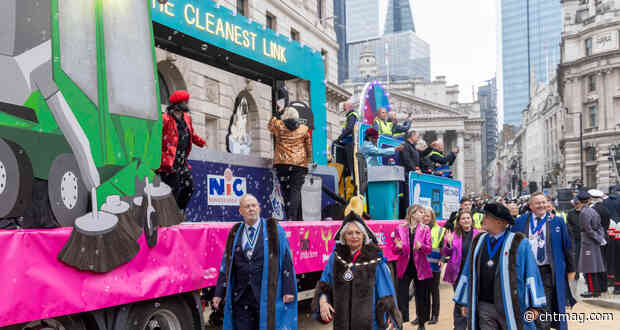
[48, 153, 88, 226]
[0, 138, 33, 218]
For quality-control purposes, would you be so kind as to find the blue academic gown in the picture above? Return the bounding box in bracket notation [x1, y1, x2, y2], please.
[319, 250, 401, 330]
[511, 213, 577, 330]
[219, 219, 298, 330]
[454, 231, 547, 330]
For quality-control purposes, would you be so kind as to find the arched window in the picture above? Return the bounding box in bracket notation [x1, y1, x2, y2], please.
[158, 71, 171, 105]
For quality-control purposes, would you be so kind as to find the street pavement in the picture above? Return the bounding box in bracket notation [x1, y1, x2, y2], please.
[298, 281, 620, 329]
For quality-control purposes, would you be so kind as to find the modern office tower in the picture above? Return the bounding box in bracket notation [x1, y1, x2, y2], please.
[347, 31, 430, 82]
[334, 0, 348, 83]
[345, 0, 382, 43]
[384, 0, 416, 33]
[500, 0, 562, 126]
[479, 78, 499, 169]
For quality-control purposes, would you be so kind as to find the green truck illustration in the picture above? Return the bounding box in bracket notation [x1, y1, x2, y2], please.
[0, 0, 162, 225]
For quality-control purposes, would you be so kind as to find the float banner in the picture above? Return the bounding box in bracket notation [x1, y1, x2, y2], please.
[0, 221, 402, 326]
[185, 159, 338, 222]
[409, 172, 462, 220]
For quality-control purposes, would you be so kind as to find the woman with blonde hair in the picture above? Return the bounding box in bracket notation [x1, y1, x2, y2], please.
[422, 207, 445, 325]
[268, 106, 312, 220]
[392, 205, 432, 330]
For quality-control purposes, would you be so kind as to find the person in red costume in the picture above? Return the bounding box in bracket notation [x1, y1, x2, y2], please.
[157, 90, 206, 211]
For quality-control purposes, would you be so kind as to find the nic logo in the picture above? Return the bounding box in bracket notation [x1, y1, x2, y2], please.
[207, 168, 247, 206]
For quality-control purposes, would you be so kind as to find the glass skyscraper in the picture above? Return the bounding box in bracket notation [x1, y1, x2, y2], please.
[334, 0, 348, 83]
[347, 32, 430, 82]
[345, 0, 382, 43]
[384, 0, 416, 33]
[501, 0, 562, 126]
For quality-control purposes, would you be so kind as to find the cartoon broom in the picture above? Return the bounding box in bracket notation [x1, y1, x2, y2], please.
[101, 195, 142, 241]
[58, 188, 140, 273]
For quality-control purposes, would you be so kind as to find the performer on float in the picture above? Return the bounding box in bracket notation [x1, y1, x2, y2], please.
[511, 192, 576, 330]
[313, 210, 402, 330]
[454, 203, 547, 330]
[212, 194, 297, 330]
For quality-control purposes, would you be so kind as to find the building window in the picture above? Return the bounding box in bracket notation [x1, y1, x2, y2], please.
[317, 0, 324, 20]
[585, 38, 593, 56]
[585, 146, 597, 161]
[586, 165, 597, 188]
[236, 0, 248, 17]
[321, 49, 328, 77]
[589, 105, 597, 127]
[588, 75, 596, 92]
[266, 12, 276, 31]
[290, 28, 300, 42]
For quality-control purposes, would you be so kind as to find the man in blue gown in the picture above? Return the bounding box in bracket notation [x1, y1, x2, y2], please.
[213, 194, 297, 330]
[512, 192, 576, 330]
[454, 203, 547, 330]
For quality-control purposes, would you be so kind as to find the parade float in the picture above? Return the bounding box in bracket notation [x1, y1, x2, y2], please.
[0, 1, 459, 328]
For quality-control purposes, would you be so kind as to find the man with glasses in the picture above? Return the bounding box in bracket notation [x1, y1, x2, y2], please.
[213, 194, 297, 330]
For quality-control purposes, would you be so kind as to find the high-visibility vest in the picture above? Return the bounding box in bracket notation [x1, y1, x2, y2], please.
[473, 212, 483, 229]
[373, 118, 393, 136]
[428, 225, 446, 272]
[341, 111, 360, 128]
[556, 211, 567, 223]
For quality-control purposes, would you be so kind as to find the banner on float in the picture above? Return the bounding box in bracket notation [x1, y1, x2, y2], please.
[408, 172, 462, 220]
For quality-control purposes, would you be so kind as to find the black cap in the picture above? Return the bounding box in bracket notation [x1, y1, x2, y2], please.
[483, 202, 514, 225]
[577, 191, 591, 202]
[611, 185, 620, 193]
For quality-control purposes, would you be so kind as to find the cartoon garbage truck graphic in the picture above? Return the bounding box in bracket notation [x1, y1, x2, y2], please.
[0, 0, 162, 225]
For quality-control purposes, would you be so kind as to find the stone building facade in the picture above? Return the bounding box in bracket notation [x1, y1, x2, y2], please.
[155, 0, 350, 159]
[559, 0, 620, 191]
[341, 50, 484, 196]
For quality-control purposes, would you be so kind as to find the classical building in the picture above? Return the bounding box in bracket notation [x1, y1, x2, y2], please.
[521, 77, 564, 195]
[559, 0, 620, 191]
[342, 50, 484, 196]
[155, 0, 350, 159]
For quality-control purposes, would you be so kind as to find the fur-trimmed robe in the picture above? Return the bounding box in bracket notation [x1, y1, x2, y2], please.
[453, 231, 547, 330]
[312, 243, 402, 330]
[215, 218, 297, 330]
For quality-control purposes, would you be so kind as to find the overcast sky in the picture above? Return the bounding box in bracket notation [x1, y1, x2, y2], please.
[407, 0, 499, 103]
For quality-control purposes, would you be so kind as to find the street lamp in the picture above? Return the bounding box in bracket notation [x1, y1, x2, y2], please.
[565, 107, 584, 187]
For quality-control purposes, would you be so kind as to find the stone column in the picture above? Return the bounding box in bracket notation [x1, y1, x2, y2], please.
[457, 130, 465, 181]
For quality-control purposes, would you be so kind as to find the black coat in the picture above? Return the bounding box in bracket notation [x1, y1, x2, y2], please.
[419, 147, 434, 174]
[602, 195, 620, 221]
[592, 201, 611, 231]
[566, 208, 581, 242]
[397, 140, 420, 178]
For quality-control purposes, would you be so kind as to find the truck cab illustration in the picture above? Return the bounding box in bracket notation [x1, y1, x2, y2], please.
[0, 0, 161, 225]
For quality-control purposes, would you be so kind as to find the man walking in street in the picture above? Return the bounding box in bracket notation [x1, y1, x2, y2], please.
[454, 203, 547, 330]
[512, 192, 576, 330]
[577, 191, 608, 298]
[213, 194, 297, 330]
[397, 130, 422, 218]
